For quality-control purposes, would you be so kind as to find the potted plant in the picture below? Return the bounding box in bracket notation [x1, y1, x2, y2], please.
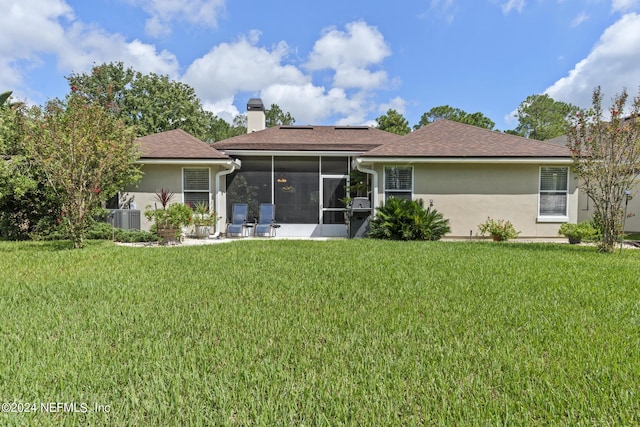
[192, 201, 217, 239]
[478, 217, 521, 241]
[144, 189, 192, 244]
[558, 221, 597, 244]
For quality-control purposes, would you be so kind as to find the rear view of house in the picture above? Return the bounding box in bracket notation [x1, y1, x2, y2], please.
[126, 99, 582, 239]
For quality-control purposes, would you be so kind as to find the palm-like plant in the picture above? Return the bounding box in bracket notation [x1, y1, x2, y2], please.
[368, 197, 450, 240]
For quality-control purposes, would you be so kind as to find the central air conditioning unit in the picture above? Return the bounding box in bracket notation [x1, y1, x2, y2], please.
[108, 209, 141, 230]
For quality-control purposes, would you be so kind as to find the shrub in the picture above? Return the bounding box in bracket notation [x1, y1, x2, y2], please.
[478, 217, 520, 241]
[85, 221, 157, 243]
[558, 222, 598, 244]
[368, 197, 450, 241]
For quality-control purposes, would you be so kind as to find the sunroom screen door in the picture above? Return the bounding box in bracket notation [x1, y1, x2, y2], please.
[321, 176, 347, 225]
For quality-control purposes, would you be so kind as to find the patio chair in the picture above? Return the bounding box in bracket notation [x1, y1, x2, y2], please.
[226, 203, 249, 237]
[254, 203, 278, 237]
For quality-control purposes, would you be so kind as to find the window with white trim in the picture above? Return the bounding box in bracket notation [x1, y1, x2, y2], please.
[384, 166, 413, 201]
[539, 167, 568, 218]
[183, 168, 210, 208]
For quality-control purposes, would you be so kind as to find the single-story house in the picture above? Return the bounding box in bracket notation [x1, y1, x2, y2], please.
[124, 98, 635, 238]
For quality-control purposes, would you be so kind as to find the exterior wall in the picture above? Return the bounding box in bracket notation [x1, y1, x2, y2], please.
[124, 164, 225, 231]
[373, 163, 579, 238]
[577, 181, 640, 232]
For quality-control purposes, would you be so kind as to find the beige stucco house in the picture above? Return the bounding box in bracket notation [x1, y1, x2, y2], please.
[126, 98, 632, 239]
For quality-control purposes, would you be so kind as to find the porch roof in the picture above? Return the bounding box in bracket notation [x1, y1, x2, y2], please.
[136, 129, 229, 160]
[215, 125, 401, 152]
[361, 120, 573, 158]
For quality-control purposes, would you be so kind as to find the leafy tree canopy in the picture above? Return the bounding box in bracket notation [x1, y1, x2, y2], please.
[23, 93, 142, 248]
[375, 109, 411, 135]
[67, 63, 296, 143]
[265, 103, 295, 127]
[67, 63, 213, 139]
[513, 94, 579, 140]
[414, 105, 495, 130]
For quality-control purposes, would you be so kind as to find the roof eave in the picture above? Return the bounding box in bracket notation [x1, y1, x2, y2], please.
[136, 158, 232, 165]
[356, 156, 574, 165]
[220, 149, 369, 156]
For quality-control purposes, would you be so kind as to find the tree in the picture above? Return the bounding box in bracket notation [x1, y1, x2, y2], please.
[0, 92, 50, 240]
[67, 63, 213, 139]
[566, 86, 640, 253]
[414, 105, 495, 130]
[514, 94, 579, 140]
[375, 109, 411, 135]
[265, 104, 295, 127]
[23, 94, 142, 248]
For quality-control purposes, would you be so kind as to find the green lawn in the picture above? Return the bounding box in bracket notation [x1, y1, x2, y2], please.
[1, 239, 639, 426]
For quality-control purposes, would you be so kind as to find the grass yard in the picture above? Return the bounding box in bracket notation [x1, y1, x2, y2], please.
[0, 239, 639, 426]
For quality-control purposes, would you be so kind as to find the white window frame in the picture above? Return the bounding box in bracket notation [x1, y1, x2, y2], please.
[182, 167, 211, 208]
[538, 166, 569, 222]
[383, 166, 413, 202]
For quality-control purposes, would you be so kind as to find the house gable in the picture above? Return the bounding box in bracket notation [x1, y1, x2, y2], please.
[136, 129, 229, 160]
[361, 120, 573, 159]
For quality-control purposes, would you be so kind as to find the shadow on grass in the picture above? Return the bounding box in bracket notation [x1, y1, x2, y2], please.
[0, 239, 108, 252]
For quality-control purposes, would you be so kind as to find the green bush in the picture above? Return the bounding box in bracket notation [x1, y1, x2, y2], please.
[478, 217, 521, 241]
[558, 221, 598, 243]
[85, 221, 158, 243]
[368, 197, 450, 241]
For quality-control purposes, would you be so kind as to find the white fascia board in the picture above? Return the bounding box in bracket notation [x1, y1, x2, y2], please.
[356, 157, 573, 165]
[136, 158, 235, 166]
[221, 150, 365, 157]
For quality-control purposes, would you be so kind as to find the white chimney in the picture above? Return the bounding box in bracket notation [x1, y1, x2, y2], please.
[247, 98, 266, 133]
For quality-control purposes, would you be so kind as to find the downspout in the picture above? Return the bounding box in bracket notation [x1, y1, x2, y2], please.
[354, 158, 378, 216]
[213, 158, 241, 237]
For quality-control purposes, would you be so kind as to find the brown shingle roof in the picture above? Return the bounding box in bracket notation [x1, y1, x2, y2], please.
[215, 126, 401, 152]
[362, 120, 573, 158]
[137, 129, 229, 159]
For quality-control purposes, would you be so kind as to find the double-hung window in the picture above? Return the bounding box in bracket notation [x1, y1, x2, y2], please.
[539, 167, 568, 220]
[384, 166, 413, 201]
[183, 168, 210, 208]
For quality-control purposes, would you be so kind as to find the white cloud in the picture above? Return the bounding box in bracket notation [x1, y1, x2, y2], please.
[426, 0, 456, 24]
[501, 0, 526, 14]
[378, 97, 407, 116]
[571, 12, 589, 27]
[185, 23, 399, 125]
[0, 0, 180, 100]
[612, 0, 639, 13]
[545, 13, 640, 110]
[182, 32, 308, 101]
[304, 21, 391, 90]
[123, 0, 226, 37]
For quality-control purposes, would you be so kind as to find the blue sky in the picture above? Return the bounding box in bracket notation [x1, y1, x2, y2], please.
[2, 0, 639, 131]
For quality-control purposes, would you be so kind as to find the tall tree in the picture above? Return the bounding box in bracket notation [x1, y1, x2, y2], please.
[23, 94, 142, 248]
[265, 103, 296, 127]
[514, 94, 579, 140]
[375, 109, 411, 135]
[566, 86, 640, 253]
[414, 105, 495, 130]
[67, 63, 213, 139]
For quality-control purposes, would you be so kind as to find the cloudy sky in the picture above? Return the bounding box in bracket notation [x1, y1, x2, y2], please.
[1, 0, 639, 131]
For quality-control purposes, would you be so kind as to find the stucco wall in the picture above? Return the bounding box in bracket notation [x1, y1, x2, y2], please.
[124, 164, 224, 231]
[577, 183, 640, 232]
[373, 163, 579, 238]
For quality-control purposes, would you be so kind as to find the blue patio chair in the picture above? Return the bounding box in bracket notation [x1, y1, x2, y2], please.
[254, 203, 278, 237]
[226, 203, 249, 237]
